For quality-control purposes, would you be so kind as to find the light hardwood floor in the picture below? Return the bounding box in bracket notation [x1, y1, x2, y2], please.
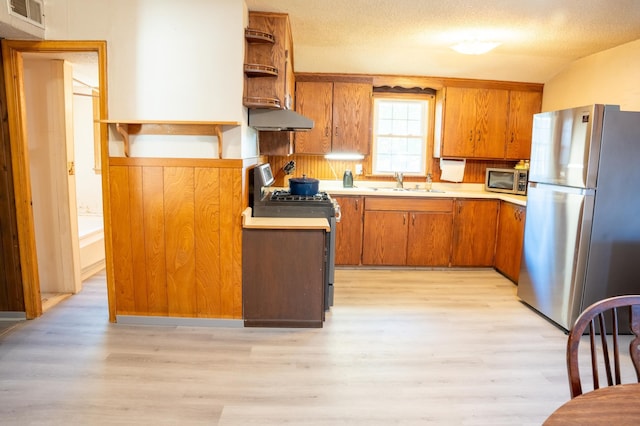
[0, 269, 627, 425]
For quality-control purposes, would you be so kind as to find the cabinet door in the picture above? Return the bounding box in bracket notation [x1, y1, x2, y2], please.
[442, 87, 477, 157]
[334, 196, 364, 266]
[362, 211, 408, 265]
[473, 88, 509, 158]
[407, 212, 453, 266]
[505, 91, 542, 160]
[295, 81, 333, 154]
[495, 202, 526, 282]
[332, 82, 372, 154]
[451, 200, 499, 266]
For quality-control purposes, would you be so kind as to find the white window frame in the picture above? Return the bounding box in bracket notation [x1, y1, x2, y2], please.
[371, 93, 432, 176]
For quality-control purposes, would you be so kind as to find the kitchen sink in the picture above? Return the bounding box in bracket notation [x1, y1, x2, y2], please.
[365, 187, 446, 193]
[409, 188, 445, 193]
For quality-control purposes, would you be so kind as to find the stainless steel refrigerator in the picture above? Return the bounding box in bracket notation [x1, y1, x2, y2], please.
[518, 104, 640, 331]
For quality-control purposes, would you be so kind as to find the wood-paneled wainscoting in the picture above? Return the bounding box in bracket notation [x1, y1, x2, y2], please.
[108, 157, 254, 321]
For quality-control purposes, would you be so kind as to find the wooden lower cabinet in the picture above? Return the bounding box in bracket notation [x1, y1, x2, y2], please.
[333, 196, 364, 265]
[494, 202, 526, 282]
[451, 199, 499, 266]
[362, 198, 453, 266]
[407, 212, 453, 266]
[335, 195, 521, 273]
[362, 210, 408, 265]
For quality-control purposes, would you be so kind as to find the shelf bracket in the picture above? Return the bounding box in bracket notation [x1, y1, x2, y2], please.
[115, 123, 130, 157]
[214, 125, 223, 159]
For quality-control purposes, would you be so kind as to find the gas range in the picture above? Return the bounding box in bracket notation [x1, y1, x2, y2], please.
[249, 163, 340, 310]
[250, 164, 340, 220]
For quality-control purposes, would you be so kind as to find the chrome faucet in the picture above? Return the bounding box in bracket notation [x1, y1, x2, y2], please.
[394, 172, 404, 189]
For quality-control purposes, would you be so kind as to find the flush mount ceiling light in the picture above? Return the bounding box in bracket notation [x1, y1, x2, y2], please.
[451, 40, 501, 55]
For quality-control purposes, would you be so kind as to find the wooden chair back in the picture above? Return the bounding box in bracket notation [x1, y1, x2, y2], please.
[567, 295, 640, 398]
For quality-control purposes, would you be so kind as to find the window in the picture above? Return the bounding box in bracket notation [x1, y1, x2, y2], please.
[371, 94, 431, 176]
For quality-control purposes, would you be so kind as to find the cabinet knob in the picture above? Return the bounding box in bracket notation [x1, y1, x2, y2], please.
[355, 199, 359, 211]
[334, 126, 339, 137]
[325, 127, 330, 137]
[469, 130, 473, 142]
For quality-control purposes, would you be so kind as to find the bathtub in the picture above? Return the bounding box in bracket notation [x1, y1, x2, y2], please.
[77, 215, 105, 280]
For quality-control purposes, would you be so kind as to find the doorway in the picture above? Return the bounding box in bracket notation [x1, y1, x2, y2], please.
[1, 40, 109, 319]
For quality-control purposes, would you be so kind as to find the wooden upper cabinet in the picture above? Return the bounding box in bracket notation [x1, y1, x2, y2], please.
[442, 87, 509, 158]
[295, 81, 333, 154]
[440, 86, 541, 160]
[244, 12, 294, 109]
[332, 82, 372, 154]
[505, 90, 542, 160]
[295, 80, 372, 154]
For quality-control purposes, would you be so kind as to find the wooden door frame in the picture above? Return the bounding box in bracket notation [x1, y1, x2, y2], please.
[1, 40, 112, 320]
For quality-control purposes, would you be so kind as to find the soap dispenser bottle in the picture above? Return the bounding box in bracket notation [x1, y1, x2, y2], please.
[342, 169, 354, 188]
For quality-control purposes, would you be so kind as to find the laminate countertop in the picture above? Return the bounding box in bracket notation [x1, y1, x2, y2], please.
[241, 208, 331, 231]
[320, 181, 527, 206]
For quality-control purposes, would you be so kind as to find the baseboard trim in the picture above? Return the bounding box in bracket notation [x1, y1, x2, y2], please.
[116, 315, 244, 328]
[0, 312, 27, 320]
[81, 261, 106, 281]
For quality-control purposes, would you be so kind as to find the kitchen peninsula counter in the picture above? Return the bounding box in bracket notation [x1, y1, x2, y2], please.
[241, 208, 330, 230]
[242, 207, 329, 328]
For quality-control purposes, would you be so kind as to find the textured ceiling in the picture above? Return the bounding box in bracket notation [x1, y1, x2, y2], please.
[245, 0, 640, 83]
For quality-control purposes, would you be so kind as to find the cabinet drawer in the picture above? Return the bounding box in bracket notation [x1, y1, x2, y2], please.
[365, 197, 453, 212]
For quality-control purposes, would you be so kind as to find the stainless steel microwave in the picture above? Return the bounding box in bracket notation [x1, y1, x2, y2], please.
[485, 168, 528, 195]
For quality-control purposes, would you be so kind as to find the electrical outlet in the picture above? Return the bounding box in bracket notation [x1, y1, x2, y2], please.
[355, 164, 363, 175]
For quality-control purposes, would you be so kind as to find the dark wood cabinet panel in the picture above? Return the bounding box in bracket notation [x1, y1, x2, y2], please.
[243, 228, 325, 328]
[0, 96, 24, 312]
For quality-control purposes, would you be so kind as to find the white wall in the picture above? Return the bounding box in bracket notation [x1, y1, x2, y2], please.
[73, 86, 102, 215]
[542, 38, 640, 112]
[44, 0, 258, 159]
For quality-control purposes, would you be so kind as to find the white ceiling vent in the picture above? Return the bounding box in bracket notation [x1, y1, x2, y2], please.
[8, 0, 44, 28]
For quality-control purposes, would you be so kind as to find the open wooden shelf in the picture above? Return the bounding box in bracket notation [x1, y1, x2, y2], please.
[242, 97, 281, 109]
[101, 120, 240, 158]
[244, 63, 278, 78]
[245, 28, 275, 44]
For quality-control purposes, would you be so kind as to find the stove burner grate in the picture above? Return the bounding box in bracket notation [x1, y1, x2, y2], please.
[269, 190, 330, 202]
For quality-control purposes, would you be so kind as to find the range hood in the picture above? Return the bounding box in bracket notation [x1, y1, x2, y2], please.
[248, 108, 314, 131]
